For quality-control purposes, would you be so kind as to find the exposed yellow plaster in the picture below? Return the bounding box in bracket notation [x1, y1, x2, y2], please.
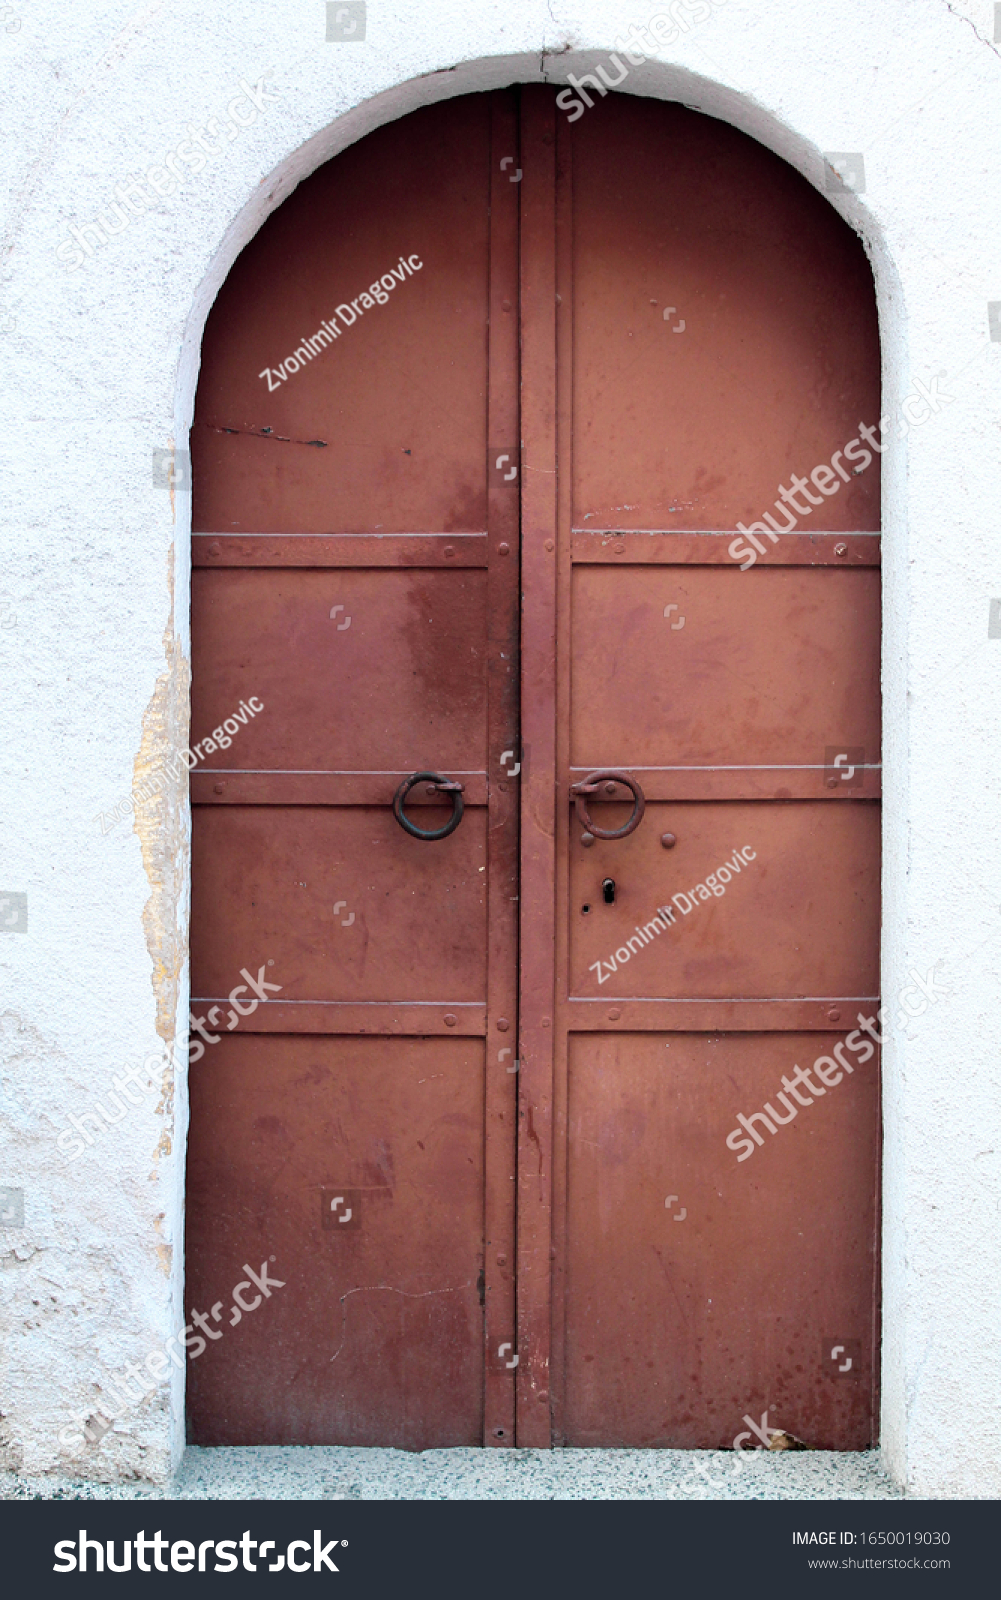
[132, 541, 190, 1067]
[152, 1213, 173, 1278]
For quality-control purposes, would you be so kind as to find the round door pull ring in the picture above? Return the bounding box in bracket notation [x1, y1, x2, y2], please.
[393, 771, 465, 841]
[570, 770, 646, 841]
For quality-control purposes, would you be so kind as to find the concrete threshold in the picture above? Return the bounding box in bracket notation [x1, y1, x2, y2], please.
[5, 1446, 905, 1501]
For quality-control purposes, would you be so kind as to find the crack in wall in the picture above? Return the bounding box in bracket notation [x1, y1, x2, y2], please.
[941, 0, 1001, 60]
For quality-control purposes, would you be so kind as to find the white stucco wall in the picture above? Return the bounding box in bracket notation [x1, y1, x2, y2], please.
[1, 0, 999, 1498]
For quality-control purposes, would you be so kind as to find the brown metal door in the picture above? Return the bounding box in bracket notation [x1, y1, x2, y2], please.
[186, 93, 520, 1447]
[516, 90, 881, 1449]
[188, 87, 881, 1452]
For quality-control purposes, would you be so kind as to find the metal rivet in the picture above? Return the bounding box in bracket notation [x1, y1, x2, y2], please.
[496, 1254, 507, 1265]
[544, 539, 555, 552]
[444, 1014, 457, 1027]
[603, 781, 616, 795]
[661, 832, 677, 849]
[498, 542, 510, 555]
[444, 545, 455, 558]
[208, 541, 221, 556]
[497, 1018, 510, 1032]
[537, 1391, 549, 1402]
[499, 780, 508, 792]
[608, 1008, 621, 1021]
[214, 783, 225, 794]
[501, 299, 512, 312]
[828, 1007, 841, 1022]
[542, 1017, 551, 1028]
[581, 832, 595, 847]
[834, 542, 848, 556]
[615, 543, 625, 554]
[826, 777, 839, 789]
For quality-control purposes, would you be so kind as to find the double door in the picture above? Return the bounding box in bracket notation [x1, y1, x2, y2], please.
[186, 87, 881, 1449]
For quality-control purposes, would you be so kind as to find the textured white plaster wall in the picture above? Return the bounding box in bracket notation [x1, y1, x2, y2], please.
[1, 0, 999, 1497]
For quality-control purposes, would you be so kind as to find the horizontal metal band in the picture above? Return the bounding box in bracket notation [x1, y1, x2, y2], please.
[190, 771, 489, 806]
[567, 766, 882, 801]
[571, 530, 880, 566]
[563, 997, 880, 1031]
[188, 1000, 488, 1036]
[193, 533, 489, 568]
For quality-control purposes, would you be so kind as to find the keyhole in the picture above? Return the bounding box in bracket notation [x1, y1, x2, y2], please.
[602, 878, 616, 905]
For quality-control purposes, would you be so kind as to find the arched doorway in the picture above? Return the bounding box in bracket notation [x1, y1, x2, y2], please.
[185, 86, 881, 1451]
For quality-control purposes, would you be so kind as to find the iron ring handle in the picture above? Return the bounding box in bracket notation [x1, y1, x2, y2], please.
[570, 770, 646, 840]
[393, 771, 465, 841]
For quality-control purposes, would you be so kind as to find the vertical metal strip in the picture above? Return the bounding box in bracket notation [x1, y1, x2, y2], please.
[483, 88, 522, 1448]
[870, 1044, 883, 1445]
[549, 97, 575, 1445]
[516, 85, 558, 1448]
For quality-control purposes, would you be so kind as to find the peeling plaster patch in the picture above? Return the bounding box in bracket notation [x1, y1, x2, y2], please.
[153, 1111, 174, 1168]
[153, 1214, 172, 1280]
[133, 543, 189, 1044]
[131, 542, 188, 1192]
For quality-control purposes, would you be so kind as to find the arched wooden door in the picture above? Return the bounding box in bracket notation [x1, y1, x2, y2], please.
[186, 87, 881, 1452]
